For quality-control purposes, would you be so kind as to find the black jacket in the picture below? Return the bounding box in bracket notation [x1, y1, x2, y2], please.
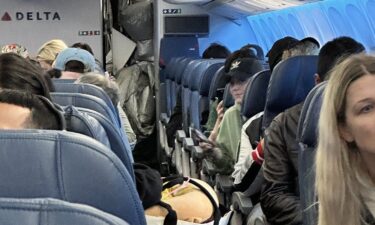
[260, 103, 303, 225]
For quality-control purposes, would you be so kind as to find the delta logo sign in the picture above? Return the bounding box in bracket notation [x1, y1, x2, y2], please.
[1, 11, 61, 21]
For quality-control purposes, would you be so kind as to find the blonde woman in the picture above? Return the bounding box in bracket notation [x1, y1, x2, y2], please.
[316, 54, 375, 225]
[37, 39, 67, 70]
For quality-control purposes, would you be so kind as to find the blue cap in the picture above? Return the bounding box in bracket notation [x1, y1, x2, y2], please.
[54, 48, 95, 72]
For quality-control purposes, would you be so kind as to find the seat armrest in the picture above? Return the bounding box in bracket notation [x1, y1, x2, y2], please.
[202, 159, 219, 176]
[176, 130, 186, 142]
[232, 191, 254, 215]
[183, 138, 194, 152]
[191, 146, 204, 159]
[216, 174, 234, 193]
[160, 113, 169, 124]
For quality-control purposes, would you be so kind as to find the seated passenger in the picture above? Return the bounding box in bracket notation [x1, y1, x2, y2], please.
[36, 39, 68, 71]
[0, 89, 62, 130]
[76, 73, 137, 144]
[204, 44, 259, 133]
[0, 53, 52, 99]
[260, 37, 365, 225]
[1, 43, 29, 58]
[316, 54, 375, 225]
[232, 37, 320, 186]
[200, 58, 264, 174]
[53, 47, 96, 79]
[71, 42, 104, 74]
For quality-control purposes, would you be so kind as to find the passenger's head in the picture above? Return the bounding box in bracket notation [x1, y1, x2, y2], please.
[37, 39, 68, 70]
[317, 36, 365, 82]
[76, 73, 119, 106]
[71, 42, 94, 55]
[1, 43, 29, 58]
[0, 53, 51, 99]
[54, 48, 96, 73]
[267, 36, 299, 71]
[226, 58, 264, 104]
[202, 43, 231, 59]
[0, 89, 63, 130]
[316, 54, 375, 225]
[224, 45, 258, 73]
[281, 37, 320, 60]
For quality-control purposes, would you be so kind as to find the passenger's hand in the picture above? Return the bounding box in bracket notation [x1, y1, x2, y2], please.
[216, 100, 224, 121]
[199, 141, 214, 152]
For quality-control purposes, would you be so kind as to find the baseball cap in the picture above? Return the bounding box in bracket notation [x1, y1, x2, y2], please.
[54, 47, 95, 72]
[226, 58, 264, 83]
[266, 36, 299, 71]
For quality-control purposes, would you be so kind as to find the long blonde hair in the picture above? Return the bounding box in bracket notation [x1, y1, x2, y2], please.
[37, 39, 67, 64]
[316, 54, 375, 225]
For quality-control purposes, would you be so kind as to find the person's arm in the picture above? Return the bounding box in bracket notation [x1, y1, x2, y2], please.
[260, 115, 302, 225]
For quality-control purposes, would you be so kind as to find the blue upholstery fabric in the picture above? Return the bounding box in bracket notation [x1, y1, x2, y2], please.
[52, 79, 76, 84]
[181, 59, 204, 133]
[0, 198, 129, 225]
[189, 59, 224, 129]
[241, 70, 271, 120]
[53, 83, 118, 122]
[0, 130, 145, 225]
[51, 93, 120, 129]
[63, 105, 111, 148]
[262, 55, 318, 129]
[208, 66, 226, 101]
[223, 83, 234, 109]
[297, 82, 326, 225]
[78, 107, 134, 179]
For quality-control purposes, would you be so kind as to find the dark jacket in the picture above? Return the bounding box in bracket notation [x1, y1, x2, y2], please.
[260, 103, 303, 225]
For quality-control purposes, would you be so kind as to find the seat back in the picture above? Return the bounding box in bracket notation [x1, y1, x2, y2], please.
[262, 55, 318, 129]
[0, 198, 129, 225]
[297, 82, 326, 225]
[189, 59, 225, 129]
[181, 59, 204, 133]
[51, 93, 120, 129]
[53, 83, 118, 122]
[241, 70, 271, 120]
[78, 107, 134, 179]
[63, 105, 110, 148]
[222, 83, 235, 109]
[52, 79, 76, 84]
[208, 66, 226, 101]
[0, 130, 145, 225]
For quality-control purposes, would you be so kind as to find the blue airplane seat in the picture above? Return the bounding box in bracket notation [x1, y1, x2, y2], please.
[166, 57, 183, 115]
[241, 70, 271, 120]
[51, 93, 120, 130]
[181, 59, 204, 133]
[297, 82, 326, 225]
[173, 58, 194, 112]
[63, 105, 110, 148]
[208, 66, 226, 101]
[223, 83, 235, 109]
[0, 130, 145, 225]
[0, 198, 129, 225]
[52, 79, 76, 84]
[78, 107, 134, 179]
[262, 55, 318, 129]
[53, 83, 119, 124]
[189, 59, 224, 129]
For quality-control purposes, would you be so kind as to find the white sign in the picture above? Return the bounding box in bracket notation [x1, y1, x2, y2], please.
[0, 0, 103, 62]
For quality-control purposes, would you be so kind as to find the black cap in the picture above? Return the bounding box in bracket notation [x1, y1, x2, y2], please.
[226, 58, 264, 83]
[267, 36, 299, 71]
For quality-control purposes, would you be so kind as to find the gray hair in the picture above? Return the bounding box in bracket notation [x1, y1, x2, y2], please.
[282, 41, 320, 60]
[76, 72, 119, 106]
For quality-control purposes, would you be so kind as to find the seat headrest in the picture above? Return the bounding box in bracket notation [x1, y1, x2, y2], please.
[263, 55, 318, 128]
[51, 92, 120, 129]
[182, 60, 203, 87]
[189, 59, 225, 94]
[241, 70, 271, 119]
[298, 82, 326, 147]
[223, 83, 234, 109]
[0, 129, 145, 225]
[175, 58, 193, 84]
[0, 198, 129, 225]
[208, 66, 226, 100]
